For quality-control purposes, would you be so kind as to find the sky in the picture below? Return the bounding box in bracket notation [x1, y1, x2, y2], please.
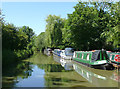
[1, 2, 78, 36]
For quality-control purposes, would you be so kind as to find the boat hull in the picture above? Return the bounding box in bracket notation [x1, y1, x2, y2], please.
[73, 59, 114, 70]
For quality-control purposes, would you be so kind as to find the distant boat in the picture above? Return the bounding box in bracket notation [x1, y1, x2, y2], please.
[107, 51, 120, 68]
[73, 50, 114, 70]
[60, 48, 74, 60]
[44, 48, 52, 56]
[53, 49, 62, 57]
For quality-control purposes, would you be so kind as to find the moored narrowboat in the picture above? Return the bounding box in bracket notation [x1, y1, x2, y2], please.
[60, 48, 74, 60]
[73, 50, 114, 70]
[107, 51, 120, 68]
[44, 48, 52, 56]
[53, 49, 62, 57]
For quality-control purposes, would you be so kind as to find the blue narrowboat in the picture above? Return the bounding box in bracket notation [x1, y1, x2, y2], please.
[53, 49, 62, 57]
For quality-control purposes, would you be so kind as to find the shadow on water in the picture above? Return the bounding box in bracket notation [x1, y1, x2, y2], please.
[2, 61, 33, 87]
[37, 64, 73, 72]
[44, 75, 87, 87]
[48, 77, 86, 83]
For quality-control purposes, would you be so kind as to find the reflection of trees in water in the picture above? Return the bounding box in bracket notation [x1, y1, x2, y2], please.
[44, 73, 86, 87]
[37, 64, 69, 72]
[37, 64, 75, 87]
[2, 62, 33, 87]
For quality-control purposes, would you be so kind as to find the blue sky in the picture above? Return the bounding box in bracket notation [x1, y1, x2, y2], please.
[2, 2, 78, 35]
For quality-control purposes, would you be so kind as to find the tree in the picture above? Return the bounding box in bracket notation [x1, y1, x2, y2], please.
[35, 32, 46, 51]
[19, 26, 35, 43]
[45, 15, 65, 48]
[63, 2, 116, 50]
[100, 2, 120, 50]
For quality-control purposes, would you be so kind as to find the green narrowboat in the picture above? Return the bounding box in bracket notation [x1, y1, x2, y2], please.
[73, 50, 114, 70]
[107, 51, 120, 68]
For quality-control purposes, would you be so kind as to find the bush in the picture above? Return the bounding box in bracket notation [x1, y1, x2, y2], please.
[2, 49, 18, 67]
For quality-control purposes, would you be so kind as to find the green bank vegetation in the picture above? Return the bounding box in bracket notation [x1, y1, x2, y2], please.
[1, 10, 36, 67]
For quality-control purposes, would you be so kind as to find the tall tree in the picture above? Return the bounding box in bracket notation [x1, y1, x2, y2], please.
[19, 26, 35, 42]
[101, 2, 120, 49]
[35, 32, 46, 51]
[64, 2, 115, 50]
[45, 15, 65, 48]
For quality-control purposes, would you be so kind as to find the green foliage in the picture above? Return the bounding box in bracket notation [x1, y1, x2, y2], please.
[59, 2, 119, 51]
[15, 49, 32, 59]
[100, 2, 120, 49]
[19, 26, 35, 42]
[35, 32, 46, 51]
[102, 25, 120, 48]
[2, 23, 19, 50]
[45, 15, 65, 48]
[64, 2, 111, 50]
[35, 2, 119, 51]
[2, 19, 35, 66]
[2, 49, 17, 67]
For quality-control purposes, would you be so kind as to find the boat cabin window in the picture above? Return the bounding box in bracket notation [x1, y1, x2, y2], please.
[65, 50, 73, 55]
[65, 48, 74, 55]
[110, 54, 112, 60]
[87, 54, 89, 60]
[77, 53, 82, 58]
[75, 53, 77, 58]
[82, 54, 84, 59]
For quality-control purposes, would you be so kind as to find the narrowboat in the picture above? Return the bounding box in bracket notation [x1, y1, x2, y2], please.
[107, 51, 120, 68]
[60, 48, 74, 60]
[53, 49, 62, 57]
[73, 50, 114, 70]
[44, 48, 52, 56]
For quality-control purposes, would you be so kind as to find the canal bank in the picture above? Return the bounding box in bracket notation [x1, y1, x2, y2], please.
[2, 52, 119, 87]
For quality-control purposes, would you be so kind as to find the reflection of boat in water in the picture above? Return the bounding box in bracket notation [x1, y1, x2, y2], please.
[73, 61, 118, 87]
[110, 71, 120, 82]
[53, 55, 73, 70]
[53, 55, 61, 63]
[60, 59, 73, 70]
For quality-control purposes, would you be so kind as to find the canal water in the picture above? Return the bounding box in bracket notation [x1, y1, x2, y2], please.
[2, 53, 119, 87]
